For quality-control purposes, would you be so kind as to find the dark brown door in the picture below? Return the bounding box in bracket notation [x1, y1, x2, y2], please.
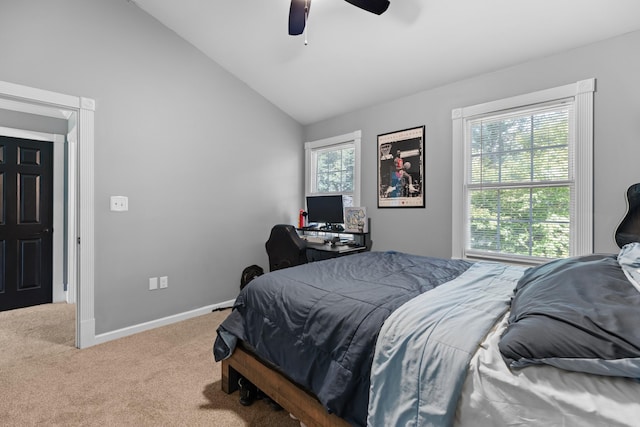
[0, 135, 53, 311]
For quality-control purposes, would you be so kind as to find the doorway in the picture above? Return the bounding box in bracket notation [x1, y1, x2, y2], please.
[0, 80, 96, 348]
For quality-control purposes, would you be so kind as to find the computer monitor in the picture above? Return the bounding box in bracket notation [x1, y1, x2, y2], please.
[306, 195, 344, 227]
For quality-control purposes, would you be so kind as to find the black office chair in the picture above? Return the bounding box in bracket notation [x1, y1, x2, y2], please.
[265, 224, 308, 272]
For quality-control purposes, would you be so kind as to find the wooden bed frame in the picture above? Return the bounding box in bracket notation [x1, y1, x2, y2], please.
[221, 346, 350, 427]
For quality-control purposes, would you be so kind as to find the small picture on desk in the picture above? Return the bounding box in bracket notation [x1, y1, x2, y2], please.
[344, 207, 367, 233]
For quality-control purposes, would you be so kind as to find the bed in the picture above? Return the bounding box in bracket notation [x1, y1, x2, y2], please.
[213, 245, 640, 427]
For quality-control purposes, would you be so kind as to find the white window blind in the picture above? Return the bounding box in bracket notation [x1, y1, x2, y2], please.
[466, 103, 574, 259]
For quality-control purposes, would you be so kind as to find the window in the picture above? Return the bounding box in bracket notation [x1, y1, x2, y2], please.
[452, 79, 594, 264]
[305, 130, 361, 207]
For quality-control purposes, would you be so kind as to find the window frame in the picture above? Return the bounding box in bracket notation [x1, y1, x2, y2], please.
[305, 130, 362, 207]
[452, 79, 595, 264]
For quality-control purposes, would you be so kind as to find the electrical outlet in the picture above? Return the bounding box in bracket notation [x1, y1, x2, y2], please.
[149, 277, 158, 290]
[110, 196, 129, 212]
[159, 276, 168, 289]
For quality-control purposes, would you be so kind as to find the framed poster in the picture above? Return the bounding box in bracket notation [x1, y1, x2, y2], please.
[378, 125, 425, 208]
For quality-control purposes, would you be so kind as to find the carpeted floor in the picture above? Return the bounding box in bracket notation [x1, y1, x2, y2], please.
[0, 303, 299, 426]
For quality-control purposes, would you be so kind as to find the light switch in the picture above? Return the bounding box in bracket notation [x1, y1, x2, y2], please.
[110, 196, 129, 212]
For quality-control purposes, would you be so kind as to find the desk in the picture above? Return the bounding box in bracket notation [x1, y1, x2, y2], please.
[306, 242, 367, 261]
[299, 226, 371, 262]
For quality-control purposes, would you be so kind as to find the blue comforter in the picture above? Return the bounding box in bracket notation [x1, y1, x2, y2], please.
[214, 251, 473, 425]
[367, 262, 527, 427]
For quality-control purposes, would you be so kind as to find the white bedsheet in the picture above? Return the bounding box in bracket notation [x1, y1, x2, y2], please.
[455, 313, 640, 427]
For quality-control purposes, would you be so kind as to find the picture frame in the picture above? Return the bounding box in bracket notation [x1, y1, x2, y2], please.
[344, 207, 368, 233]
[378, 125, 425, 208]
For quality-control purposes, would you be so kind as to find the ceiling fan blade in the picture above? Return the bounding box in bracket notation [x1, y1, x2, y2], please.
[344, 0, 390, 15]
[289, 0, 311, 35]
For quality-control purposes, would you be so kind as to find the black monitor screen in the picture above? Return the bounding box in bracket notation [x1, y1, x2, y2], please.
[306, 195, 344, 224]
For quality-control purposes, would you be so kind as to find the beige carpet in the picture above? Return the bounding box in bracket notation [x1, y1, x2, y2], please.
[0, 304, 299, 426]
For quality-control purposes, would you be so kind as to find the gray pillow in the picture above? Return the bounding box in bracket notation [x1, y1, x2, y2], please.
[499, 254, 640, 378]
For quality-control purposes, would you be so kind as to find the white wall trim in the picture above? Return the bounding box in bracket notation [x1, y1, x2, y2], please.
[574, 84, 595, 255]
[452, 78, 595, 260]
[451, 110, 464, 259]
[457, 80, 590, 119]
[76, 100, 96, 348]
[0, 126, 62, 142]
[66, 116, 78, 306]
[0, 79, 96, 349]
[304, 130, 362, 150]
[0, 80, 80, 112]
[93, 300, 235, 345]
[304, 130, 362, 207]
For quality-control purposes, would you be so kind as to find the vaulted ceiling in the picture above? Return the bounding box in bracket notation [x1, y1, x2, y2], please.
[133, 0, 640, 125]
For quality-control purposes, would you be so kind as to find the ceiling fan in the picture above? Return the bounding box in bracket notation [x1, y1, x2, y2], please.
[288, 0, 390, 36]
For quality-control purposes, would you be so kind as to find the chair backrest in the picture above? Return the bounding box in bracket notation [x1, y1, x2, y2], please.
[265, 224, 308, 271]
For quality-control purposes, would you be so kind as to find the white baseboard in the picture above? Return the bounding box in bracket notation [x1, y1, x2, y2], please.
[92, 299, 235, 346]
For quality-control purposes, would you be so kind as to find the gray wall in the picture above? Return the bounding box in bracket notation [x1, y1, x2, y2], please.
[0, 110, 68, 135]
[0, 0, 303, 334]
[305, 30, 640, 258]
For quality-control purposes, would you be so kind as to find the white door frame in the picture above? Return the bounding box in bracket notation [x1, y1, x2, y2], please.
[0, 80, 96, 349]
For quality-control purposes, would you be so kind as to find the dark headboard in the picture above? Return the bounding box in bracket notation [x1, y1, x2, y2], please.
[615, 183, 640, 248]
